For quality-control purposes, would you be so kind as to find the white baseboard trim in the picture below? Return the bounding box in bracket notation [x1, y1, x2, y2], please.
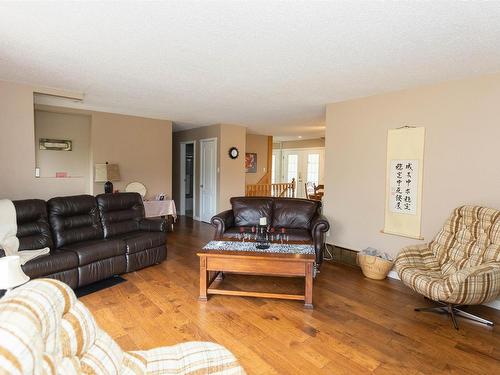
[387, 269, 500, 310]
[484, 299, 500, 310]
[387, 270, 400, 280]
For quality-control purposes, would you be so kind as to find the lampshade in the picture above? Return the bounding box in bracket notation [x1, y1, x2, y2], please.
[0, 256, 30, 290]
[95, 163, 121, 182]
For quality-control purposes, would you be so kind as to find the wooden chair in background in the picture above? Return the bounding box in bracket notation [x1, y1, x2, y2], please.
[305, 182, 323, 201]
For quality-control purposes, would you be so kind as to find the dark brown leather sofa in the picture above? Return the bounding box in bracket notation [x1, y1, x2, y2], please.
[0, 192, 167, 289]
[211, 196, 330, 266]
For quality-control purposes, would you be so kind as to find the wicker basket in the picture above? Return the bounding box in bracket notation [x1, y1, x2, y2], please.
[357, 254, 393, 280]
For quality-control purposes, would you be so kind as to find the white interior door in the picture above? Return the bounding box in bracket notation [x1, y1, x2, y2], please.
[200, 138, 217, 222]
[180, 143, 187, 215]
[281, 148, 325, 198]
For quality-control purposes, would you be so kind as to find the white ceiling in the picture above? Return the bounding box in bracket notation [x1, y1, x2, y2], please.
[2, 2, 500, 138]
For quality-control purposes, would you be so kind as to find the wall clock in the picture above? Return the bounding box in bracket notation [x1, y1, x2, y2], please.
[228, 147, 239, 159]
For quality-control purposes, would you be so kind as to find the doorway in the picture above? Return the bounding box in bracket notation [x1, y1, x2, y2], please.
[199, 138, 218, 223]
[274, 148, 325, 198]
[180, 141, 195, 217]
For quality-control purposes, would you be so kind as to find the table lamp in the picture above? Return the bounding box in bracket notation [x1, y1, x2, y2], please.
[95, 162, 121, 193]
[0, 256, 30, 292]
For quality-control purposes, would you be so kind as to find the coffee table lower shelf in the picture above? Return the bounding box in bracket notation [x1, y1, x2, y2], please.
[198, 251, 315, 308]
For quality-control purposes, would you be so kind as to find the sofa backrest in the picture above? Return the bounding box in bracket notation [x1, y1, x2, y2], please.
[272, 198, 320, 229]
[230, 197, 274, 227]
[0, 278, 126, 374]
[229, 196, 321, 229]
[13, 199, 53, 250]
[96, 192, 145, 238]
[431, 205, 500, 275]
[48, 195, 104, 248]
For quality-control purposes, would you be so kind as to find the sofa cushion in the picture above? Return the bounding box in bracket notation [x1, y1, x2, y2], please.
[48, 195, 103, 248]
[61, 239, 126, 266]
[13, 199, 53, 250]
[21, 250, 78, 279]
[230, 197, 273, 227]
[272, 198, 319, 230]
[112, 231, 166, 254]
[96, 193, 145, 238]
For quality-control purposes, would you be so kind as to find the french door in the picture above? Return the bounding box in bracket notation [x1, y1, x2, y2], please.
[277, 148, 325, 198]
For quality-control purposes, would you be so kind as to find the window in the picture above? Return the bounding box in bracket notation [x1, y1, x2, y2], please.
[287, 154, 298, 183]
[307, 153, 320, 184]
[271, 154, 276, 183]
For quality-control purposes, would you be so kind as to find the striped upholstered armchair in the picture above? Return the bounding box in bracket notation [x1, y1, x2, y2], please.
[395, 206, 500, 329]
[0, 279, 245, 374]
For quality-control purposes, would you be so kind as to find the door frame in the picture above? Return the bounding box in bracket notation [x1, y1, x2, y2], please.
[179, 140, 196, 216]
[199, 137, 218, 223]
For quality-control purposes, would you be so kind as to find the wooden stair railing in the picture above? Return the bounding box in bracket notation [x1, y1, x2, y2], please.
[246, 178, 295, 197]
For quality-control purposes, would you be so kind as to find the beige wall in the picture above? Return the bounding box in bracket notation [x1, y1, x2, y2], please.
[0, 81, 88, 199]
[173, 123, 246, 217]
[0, 80, 173, 200]
[218, 124, 246, 211]
[91, 112, 172, 198]
[245, 134, 269, 185]
[35, 110, 91, 193]
[324, 72, 500, 258]
[0, 80, 36, 198]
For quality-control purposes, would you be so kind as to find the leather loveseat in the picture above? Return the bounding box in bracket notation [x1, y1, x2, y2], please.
[211, 196, 330, 266]
[0, 192, 167, 289]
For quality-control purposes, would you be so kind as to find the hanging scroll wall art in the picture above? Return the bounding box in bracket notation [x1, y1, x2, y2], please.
[383, 127, 425, 240]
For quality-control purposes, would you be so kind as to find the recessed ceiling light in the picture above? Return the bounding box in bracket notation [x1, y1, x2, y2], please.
[298, 136, 303, 139]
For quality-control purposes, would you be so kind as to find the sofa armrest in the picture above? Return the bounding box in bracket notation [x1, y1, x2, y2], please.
[394, 244, 437, 268]
[394, 244, 443, 285]
[311, 214, 330, 234]
[395, 244, 429, 265]
[139, 218, 167, 232]
[447, 263, 500, 305]
[310, 214, 330, 266]
[125, 341, 245, 375]
[452, 263, 500, 283]
[211, 210, 234, 239]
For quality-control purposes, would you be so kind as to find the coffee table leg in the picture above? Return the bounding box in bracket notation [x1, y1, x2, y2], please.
[304, 262, 313, 309]
[199, 255, 208, 302]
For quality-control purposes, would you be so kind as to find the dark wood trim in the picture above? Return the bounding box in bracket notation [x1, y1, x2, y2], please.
[267, 135, 273, 179]
[326, 243, 360, 268]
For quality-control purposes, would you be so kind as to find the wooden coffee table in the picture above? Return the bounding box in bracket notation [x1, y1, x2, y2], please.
[197, 240, 315, 308]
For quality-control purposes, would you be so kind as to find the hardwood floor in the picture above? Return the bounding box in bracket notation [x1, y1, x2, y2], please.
[81, 217, 500, 374]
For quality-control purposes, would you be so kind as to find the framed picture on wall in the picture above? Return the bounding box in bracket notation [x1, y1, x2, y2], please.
[245, 153, 257, 173]
[39, 138, 72, 151]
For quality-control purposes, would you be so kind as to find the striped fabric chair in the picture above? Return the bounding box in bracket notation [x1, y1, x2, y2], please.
[0, 279, 245, 374]
[395, 206, 500, 329]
